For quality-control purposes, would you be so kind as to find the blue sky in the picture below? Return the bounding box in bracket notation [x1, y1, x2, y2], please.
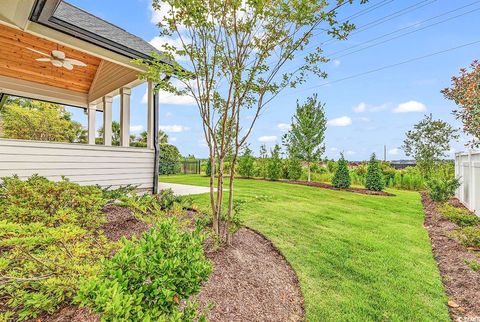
[66, 0, 480, 160]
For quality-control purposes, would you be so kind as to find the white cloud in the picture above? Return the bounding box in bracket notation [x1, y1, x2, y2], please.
[333, 59, 341, 67]
[393, 100, 426, 113]
[353, 102, 387, 113]
[277, 123, 291, 132]
[346, 150, 356, 155]
[258, 135, 277, 143]
[330, 147, 338, 152]
[142, 86, 196, 106]
[388, 148, 400, 156]
[159, 125, 190, 133]
[165, 112, 173, 117]
[169, 137, 177, 142]
[359, 117, 370, 122]
[130, 125, 145, 133]
[327, 116, 352, 127]
[149, 36, 187, 60]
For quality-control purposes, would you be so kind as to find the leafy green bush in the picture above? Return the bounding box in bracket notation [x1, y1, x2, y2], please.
[465, 259, 480, 272]
[287, 158, 303, 180]
[332, 154, 351, 189]
[159, 143, 181, 175]
[237, 146, 255, 178]
[426, 177, 460, 202]
[75, 219, 212, 321]
[453, 226, 480, 248]
[267, 144, 282, 181]
[205, 158, 213, 176]
[365, 153, 385, 191]
[438, 204, 479, 227]
[0, 175, 114, 321]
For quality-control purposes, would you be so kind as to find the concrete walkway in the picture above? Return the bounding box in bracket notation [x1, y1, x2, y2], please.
[158, 182, 211, 196]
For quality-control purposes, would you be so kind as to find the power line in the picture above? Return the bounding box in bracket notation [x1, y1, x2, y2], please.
[280, 39, 480, 96]
[328, 1, 480, 60]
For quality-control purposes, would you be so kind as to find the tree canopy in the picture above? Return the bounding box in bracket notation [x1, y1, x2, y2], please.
[283, 94, 326, 181]
[401, 114, 458, 178]
[0, 98, 86, 143]
[442, 60, 480, 147]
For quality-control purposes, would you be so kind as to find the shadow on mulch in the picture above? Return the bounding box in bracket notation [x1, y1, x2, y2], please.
[33, 207, 304, 322]
[286, 180, 395, 196]
[421, 192, 480, 321]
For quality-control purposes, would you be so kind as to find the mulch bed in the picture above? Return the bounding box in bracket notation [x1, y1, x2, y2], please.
[287, 180, 395, 196]
[421, 192, 480, 321]
[197, 228, 304, 321]
[33, 207, 304, 321]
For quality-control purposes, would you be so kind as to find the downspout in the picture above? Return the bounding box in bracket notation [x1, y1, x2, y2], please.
[152, 76, 171, 194]
[153, 89, 160, 194]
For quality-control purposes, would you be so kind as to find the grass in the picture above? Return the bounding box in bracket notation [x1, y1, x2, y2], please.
[160, 175, 449, 321]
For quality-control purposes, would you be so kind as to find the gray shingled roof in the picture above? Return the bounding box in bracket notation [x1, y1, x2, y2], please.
[52, 1, 161, 59]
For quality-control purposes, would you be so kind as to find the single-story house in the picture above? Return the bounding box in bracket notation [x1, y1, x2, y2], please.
[0, 0, 168, 193]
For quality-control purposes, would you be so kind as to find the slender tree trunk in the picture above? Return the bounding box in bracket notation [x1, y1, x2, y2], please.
[308, 162, 311, 182]
[226, 154, 237, 245]
[215, 157, 225, 238]
[209, 154, 218, 235]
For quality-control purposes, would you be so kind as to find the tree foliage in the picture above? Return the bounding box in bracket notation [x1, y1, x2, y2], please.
[442, 60, 480, 147]
[159, 144, 181, 175]
[365, 153, 384, 191]
[332, 153, 351, 189]
[401, 114, 459, 178]
[237, 145, 255, 178]
[267, 144, 282, 181]
[283, 94, 326, 181]
[287, 158, 303, 180]
[0, 98, 86, 143]
[135, 0, 364, 241]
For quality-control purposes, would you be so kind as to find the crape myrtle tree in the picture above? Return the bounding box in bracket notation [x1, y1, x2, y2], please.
[283, 94, 326, 182]
[401, 114, 459, 179]
[136, 0, 365, 243]
[442, 60, 480, 147]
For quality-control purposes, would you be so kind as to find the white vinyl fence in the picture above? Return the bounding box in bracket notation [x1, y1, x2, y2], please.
[455, 151, 480, 215]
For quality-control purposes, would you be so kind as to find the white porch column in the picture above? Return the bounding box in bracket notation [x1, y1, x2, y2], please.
[87, 104, 96, 145]
[102, 95, 113, 146]
[147, 81, 154, 149]
[120, 87, 131, 147]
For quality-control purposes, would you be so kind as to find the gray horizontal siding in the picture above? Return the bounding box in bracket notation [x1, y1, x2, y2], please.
[0, 138, 155, 190]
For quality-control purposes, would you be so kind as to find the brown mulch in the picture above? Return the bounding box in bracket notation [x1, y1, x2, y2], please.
[32, 208, 304, 322]
[197, 227, 304, 321]
[100, 204, 150, 241]
[421, 192, 480, 321]
[288, 180, 395, 196]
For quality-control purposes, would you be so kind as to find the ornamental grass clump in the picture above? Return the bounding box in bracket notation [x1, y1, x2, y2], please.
[75, 219, 212, 321]
[365, 153, 385, 191]
[332, 153, 351, 189]
[0, 175, 114, 321]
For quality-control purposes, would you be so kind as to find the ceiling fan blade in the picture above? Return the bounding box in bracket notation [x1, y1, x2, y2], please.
[64, 58, 87, 67]
[63, 61, 74, 70]
[26, 47, 50, 57]
[51, 50, 66, 59]
[36, 58, 51, 62]
[51, 60, 63, 67]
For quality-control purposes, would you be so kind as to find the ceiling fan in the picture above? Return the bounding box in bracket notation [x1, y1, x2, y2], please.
[27, 48, 87, 70]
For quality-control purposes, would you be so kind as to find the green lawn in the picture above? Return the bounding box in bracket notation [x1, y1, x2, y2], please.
[161, 175, 449, 321]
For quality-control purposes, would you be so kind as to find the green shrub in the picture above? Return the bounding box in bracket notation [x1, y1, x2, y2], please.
[267, 145, 282, 181]
[237, 146, 255, 178]
[287, 158, 303, 180]
[438, 204, 480, 227]
[326, 160, 337, 173]
[365, 153, 385, 191]
[205, 158, 213, 176]
[453, 226, 480, 248]
[427, 177, 460, 202]
[0, 175, 114, 320]
[75, 219, 212, 321]
[159, 143, 181, 175]
[465, 259, 480, 272]
[332, 154, 351, 189]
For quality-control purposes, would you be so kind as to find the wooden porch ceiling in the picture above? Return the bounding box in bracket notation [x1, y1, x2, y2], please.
[0, 24, 141, 106]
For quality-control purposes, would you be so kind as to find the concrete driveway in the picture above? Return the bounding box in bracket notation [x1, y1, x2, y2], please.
[158, 182, 211, 196]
